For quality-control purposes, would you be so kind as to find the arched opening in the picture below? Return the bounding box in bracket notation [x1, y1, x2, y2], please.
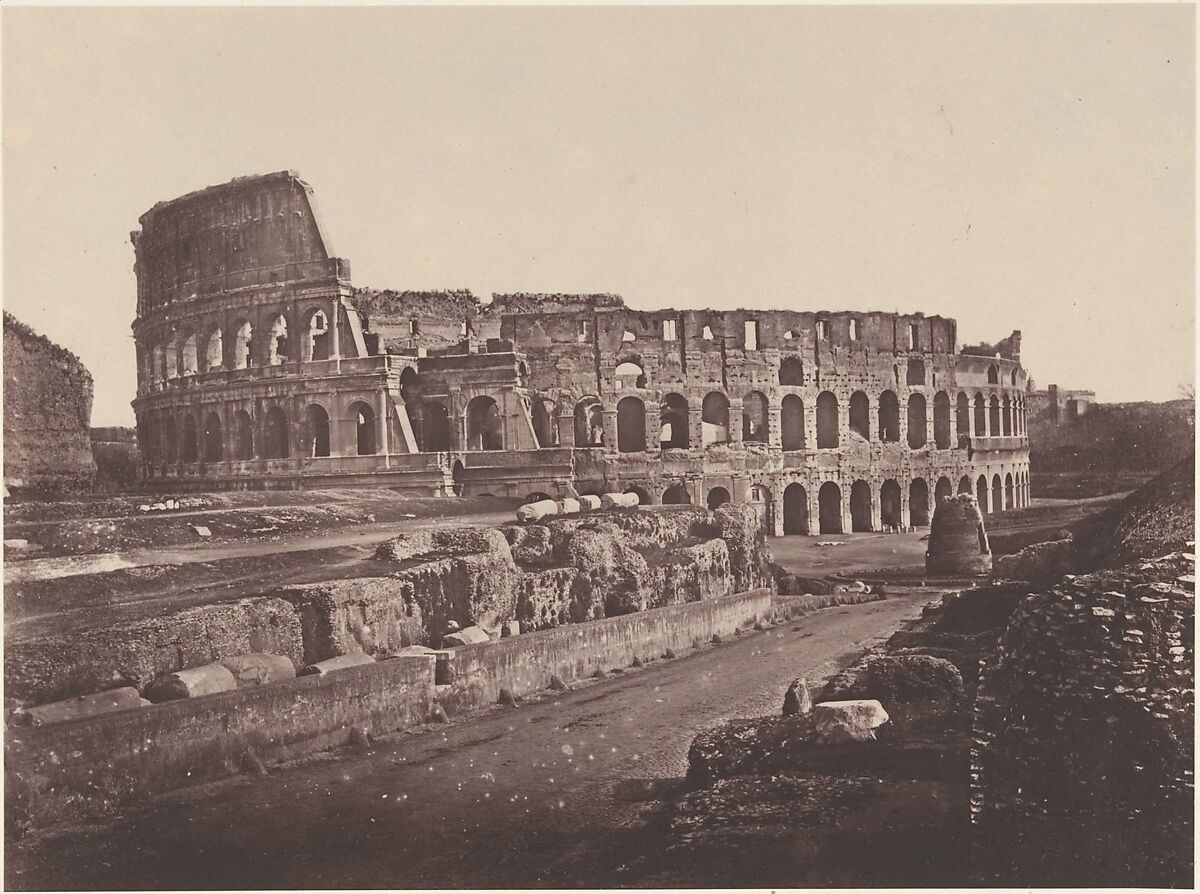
[976, 475, 989, 513]
[303, 309, 331, 362]
[263, 406, 290, 459]
[523, 492, 552, 504]
[909, 478, 930, 526]
[1005, 473, 1015, 508]
[989, 395, 1001, 435]
[164, 418, 178, 463]
[202, 412, 223, 463]
[304, 404, 330, 457]
[701, 392, 730, 445]
[933, 391, 951, 449]
[781, 395, 805, 450]
[233, 410, 253, 460]
[707, 487, 731, 511]
[973, 393, 986, 436]
[987, 365, 999, 384]
[992, 474, 1003, 512]
[625, 485, 650, 506]
[422, 400, 451, 451]
[203, 328, 223, 372]
[451, 460, 465, 497]
[907, 393, 927, 448]
[1001, 396, 1012, 436]
[349, 402, 377, 455]
[532, 397, 559, 448]
[956, 392, 970, 439]
[180, 415, 198, 463]
[779, 356, 804, 386]
[935, 476, 953, 505]
[958, 475, 972, 495]
[816, 392, 839, 448]
[906, 358, 925, 386]
[615, 360, 646, 390]
[234, 320, 253, 369]
[880, 479, 902, 527]
[151, 344, 166, 384]
[850, 480, 872, 532]
[848, 391, 870, 441]
[466, 396, 503, 451]
[742, 391, 769, 443]
[616, 396, 646, 453]
[165, 334, 180, 379]
[879, 391, 900, 442]
[180, 334, 198, 377]
[517, 362, 528, 387]
[750, 484, 774, 534]
[659, 393, 690, 448]
[1011, 368, 1018, 387]
[818, 482, 842, 534]
[268, 315, 289, 365]
[662, 483, 691, 505]
[783, 483, 808, 535]
[574, 397, 604, 447]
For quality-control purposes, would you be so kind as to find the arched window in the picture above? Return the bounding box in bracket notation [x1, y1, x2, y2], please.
[974, 393, 986, 436]
[234, 320, 253, 369]
[706, 487, 731, 510]
[779, 356, 804, 386]
[663, 483, 691, 505]
[879, 391, 900, 442]
[848, 391, 870, 441]
[304, 405, 330, 457]
[907, 393, 927, 448]
[165, 333, 180, 379]
[956, 392, 970, 439]
[816, 392, 838, 448]
[742, 391, 769, 443]
[909, 478, 930, 526]
[1005, 473, 1015, 508]
[880, 479, 902, 527]
[818, 482, 842, 534]
[233, 410, 254, 460]
[781, 395, 805, 451]
[992, 473, 1003, 512]
[1002, 395, 1012, 436]
[850, 480, 872, 532]
[202, 412, 223, 463]
[976, 474, 990, 513]
[702, 392, 730, 445]
[422, 400, 451, 451]
[466, 396, 502, 451]
[906, 358, 925, 386]
[616, 396, 646, 453]
[181, 415, 198, 463]
[350, 402, 377, 455]
[933, 391, 951, 449]
[203, 327, 223, 372]
[532, 397, 559, 448]
[989, 395, 1001, 435]
[935, 476, 953, 505]
[783, 483, 808, 534]
[1010, 368, 1018, 387]
[615, 360, 646, 389]
[573, 396, 604, 447]
[268, 315, 289, 365]
[181, 334, 198, 377]
[958, 475, 972, 495]
[263, 407, 290, 459]
[660, 393, 690, 448]
[151, 344, 166, 384]
[304, 309, 331, 362]
[987, 365, 999, 384]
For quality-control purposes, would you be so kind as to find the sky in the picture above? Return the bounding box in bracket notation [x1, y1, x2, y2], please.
[3, 4, 1194, 426]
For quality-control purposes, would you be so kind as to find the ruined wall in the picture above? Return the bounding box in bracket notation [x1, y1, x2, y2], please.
[351, 289, 481, 354]
[3, 313, 97, 495]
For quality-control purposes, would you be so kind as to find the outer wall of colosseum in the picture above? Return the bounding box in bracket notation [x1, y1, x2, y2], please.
[130, 172, 1030, 534]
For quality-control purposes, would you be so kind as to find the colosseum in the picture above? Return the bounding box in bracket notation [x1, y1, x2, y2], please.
[131, 171, 1031, 535]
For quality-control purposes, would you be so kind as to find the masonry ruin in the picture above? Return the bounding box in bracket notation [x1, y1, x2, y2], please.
[130, 171, 1031, 534]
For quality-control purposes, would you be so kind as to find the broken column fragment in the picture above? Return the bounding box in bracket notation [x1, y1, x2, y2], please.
[925, 493, 992, 575]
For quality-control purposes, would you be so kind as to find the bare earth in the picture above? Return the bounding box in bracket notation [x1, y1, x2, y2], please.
[6, 591, 936, 891]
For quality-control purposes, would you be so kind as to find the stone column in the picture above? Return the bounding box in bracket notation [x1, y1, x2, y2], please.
[645, 401, 662, 451]
[378, 389, 391, 466]
[870, 481, 883, 531]
[900, 490, 911, 531]
[767, 404, 782, 449]
[729, 399, 744, 446]
[331, 298, 342, 360]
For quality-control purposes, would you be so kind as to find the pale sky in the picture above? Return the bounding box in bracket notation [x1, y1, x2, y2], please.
[3, 4, 1194, 426]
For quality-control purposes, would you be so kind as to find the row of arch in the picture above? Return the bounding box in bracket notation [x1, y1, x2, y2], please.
[576, 388, 1026, 453]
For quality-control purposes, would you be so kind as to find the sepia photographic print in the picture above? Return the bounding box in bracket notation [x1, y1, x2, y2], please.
[1, 1, 1195, 889]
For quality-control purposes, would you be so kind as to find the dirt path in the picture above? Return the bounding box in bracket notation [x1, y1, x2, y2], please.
[6, 591, 937, 891]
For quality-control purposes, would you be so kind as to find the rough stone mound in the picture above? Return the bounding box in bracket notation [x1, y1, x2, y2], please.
[822, 655, 964, 704]
[994, 537, 1077, 581]
[925, 494, 992, 575]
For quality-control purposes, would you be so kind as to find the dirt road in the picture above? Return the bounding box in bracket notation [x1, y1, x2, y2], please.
[7, 591, 937, 891]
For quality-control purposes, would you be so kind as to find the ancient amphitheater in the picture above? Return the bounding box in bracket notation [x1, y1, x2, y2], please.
[131, 171, 1030, 534]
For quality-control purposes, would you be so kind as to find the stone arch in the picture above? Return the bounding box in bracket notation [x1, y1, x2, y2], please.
[880, 479, 902, 527]
[992, 473, 1003, 512]
[781, 395, 805, 451]
[302, 306, 331, 362]
[180, 414, 198, 463]
[233, 320, 253, 369]
[233, 410, 254, 460]
[532, 396, 559, 448]
[347, 401, 377, 456]
[203, 327, 224, 373]
[702, 392, 731, 445]
[879, 390, 900, 442]
[165, 332, 180, 379]
[976, 474, 990, 513]
[707, 487, 731, 510]
[907, 393, 927, 448]
[1005, 472, 1015, 508]
[909, 478, 930, 526]
[466, 396, 502, 451]
[151, 343, 167, 384]
[816, 391, 838, 449]
[750, 484, 774, 533]
[779, 356, 804, 386]
[850, 480, 872, 532]
[524, 492, 552, 504]
[304, 404, 331, 457]
[1002, 395, 1012, 436]
[974, 393, 986, 436]
[933, 391, 951, 448]
[615, 359, 646, 389]
[783, 483, 809, 535]
[421, 399, 451, 452]
[848, 391, 870, 441]
[935, 476, 953, 504]
[742, 391, 769, 443]
[451, 460, 465, 497]
[817, 481, 843, 534]
[263, 406, 290, 459]
[987, 364, 999, 384]
[268, 314, 289, 365]
[180, 333, 199, 377]
[958, 475, 972, 494]
[202, 412, 223, 463]
[989, 395, 1001, 435]
[625, 485, 650, 505]
[574, 396, 604, 447]
[660, 393, 689, 448]
[517, 362, 528, 387]
[956, 392, 970, 438]
[616, 396, 646, 453]
[906, 358, 925, 386]
[662, 483, 691, 505]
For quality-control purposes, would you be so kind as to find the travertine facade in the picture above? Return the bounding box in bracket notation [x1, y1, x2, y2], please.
[131, 172, 1031, 534]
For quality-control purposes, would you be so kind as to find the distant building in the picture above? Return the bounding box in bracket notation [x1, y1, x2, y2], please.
[1028, 384, 1097, 423]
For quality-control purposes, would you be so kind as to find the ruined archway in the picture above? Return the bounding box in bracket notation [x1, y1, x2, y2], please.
[818, 481, 843, 534]
[849, 391, 870, 441]
[987, 364, 999, 384]
[816, 392, 839, 449]
[707, 487, 731, 510]
[532, 397, 559, 448]
[850, 480, 872, 532]
[263, 406, 290, 459]
[974, 393, 986, 436]
[268, 315, 289, 365]
[233, 410, 253, 460]
[233, 320, 253, 369]
[1005, 473, 1015, 508]
[750, 484, 774, 534]
[304, 404, 330, 457]
[303, 308, 331, 362]
[909, 478, 930, 526]
[573, 396, 604, 447]
[781, 395, 805, 450]
[935, 476, 953, 505]
[660, 393, 690, 448]
[181, 333, 198, 377]
[783, 483, 809, 535]
[989, 395, 1001, 435]
[992, 473, 1003, 511]
[203, 327, 223, 373]
[956, 392, 970, 438]
[180, 415, 198, 463]
[958, 475, 972, 495]
[1002, 396, 1012, 436]
[934, 391, 951, 449]
[615, 359, 646, 390]
[976, 474, 989, 513]
[202, 412, 223, 463]
[907, 393, 927, 448]
[466, 396, 503, 451]
[742, 391, 769, 443]
[779, 356, 804, 386]
[880, 479, 902, 528]
[625, 485, 650, 506]
[616, 396, 646, 453]
[349, 402, 377, 455]
[422, 400, 451, 452]
[879, 391, 900, 442]
[662, 483, 691, 505]
[701, 392, 730, 445]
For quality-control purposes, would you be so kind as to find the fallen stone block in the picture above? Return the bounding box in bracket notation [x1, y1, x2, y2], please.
[517, 499, 558, 523]
[4, 538, 30, 550]
[811, 699, 889, 743]
[191, 525, 212, 538]
[299, 652, 375, 676]
[17, 686, 145, 726]
[556, 498, 581, 516]
[601, 492, 639, 510]
[442, 625, 490, 647]
[217, 653, 296, 688]
[577, 495, 602, 512]
[144, 663, 238, 703]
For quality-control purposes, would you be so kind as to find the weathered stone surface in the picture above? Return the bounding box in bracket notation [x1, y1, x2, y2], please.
[443, 625, 491, 647]
[925, 494, 991, 576]
[217, 653, 296, 688]
[811, 699, 890, 743]
[299, 652, 375, 676]
[823, 654, 964, 704]
[144, 662, 238, 702]
[994, 538, 1077, 581]
[577, 495, 602, 512]
[273, 577, 426, 663]
[16, 686, 145, 726]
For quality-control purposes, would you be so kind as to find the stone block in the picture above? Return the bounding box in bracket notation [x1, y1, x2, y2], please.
[299, 652, 376, 676]
[145, 662, 238, 702]
[442, 625, 491, 646]
[217, 653, 296, 688]
[17, 686, 145, 726]
[811, 699, 889, 743]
